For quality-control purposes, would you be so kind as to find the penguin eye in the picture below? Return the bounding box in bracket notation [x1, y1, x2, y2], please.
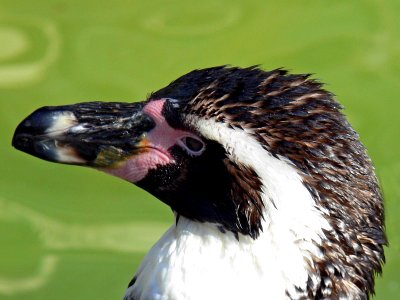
[178, 136, 205, 156]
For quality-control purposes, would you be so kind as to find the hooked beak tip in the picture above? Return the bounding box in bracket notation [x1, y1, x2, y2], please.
[12, 107, 80, 163]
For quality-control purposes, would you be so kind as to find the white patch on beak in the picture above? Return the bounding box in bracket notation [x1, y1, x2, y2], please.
[45, 111, 78, 136]
[54, 141, 86, 164]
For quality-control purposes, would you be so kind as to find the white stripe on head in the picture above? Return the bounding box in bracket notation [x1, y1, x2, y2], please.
[188, 115, 332, 294]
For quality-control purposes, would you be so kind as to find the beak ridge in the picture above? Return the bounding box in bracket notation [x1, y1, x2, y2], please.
[13, 101, 155, 166]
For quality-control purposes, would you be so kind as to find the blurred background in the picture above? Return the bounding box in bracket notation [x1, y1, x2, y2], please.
[0, 0, 399, 299]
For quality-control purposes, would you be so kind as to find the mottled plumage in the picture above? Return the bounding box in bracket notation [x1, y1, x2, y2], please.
[13, 66, 386, 300]
[153, 66, 386, 297]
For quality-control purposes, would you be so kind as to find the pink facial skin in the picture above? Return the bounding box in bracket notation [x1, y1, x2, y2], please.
[103, 99, 192, 183]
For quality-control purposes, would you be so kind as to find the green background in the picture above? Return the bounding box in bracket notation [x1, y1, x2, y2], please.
[0, 0, 399, 299]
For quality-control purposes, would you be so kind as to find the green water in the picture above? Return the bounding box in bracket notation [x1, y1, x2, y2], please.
[0, 0, 399, 299]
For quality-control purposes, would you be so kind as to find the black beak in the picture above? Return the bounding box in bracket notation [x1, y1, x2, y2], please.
[13, 101, 155, 167]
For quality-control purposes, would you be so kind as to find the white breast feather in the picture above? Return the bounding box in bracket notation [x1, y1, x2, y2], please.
[126, 117, 332, 300]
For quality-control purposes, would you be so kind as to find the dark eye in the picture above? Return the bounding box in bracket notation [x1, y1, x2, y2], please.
[178, 136, 205, 156]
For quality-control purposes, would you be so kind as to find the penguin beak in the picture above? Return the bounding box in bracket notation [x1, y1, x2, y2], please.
[12, 101, 156, 168]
